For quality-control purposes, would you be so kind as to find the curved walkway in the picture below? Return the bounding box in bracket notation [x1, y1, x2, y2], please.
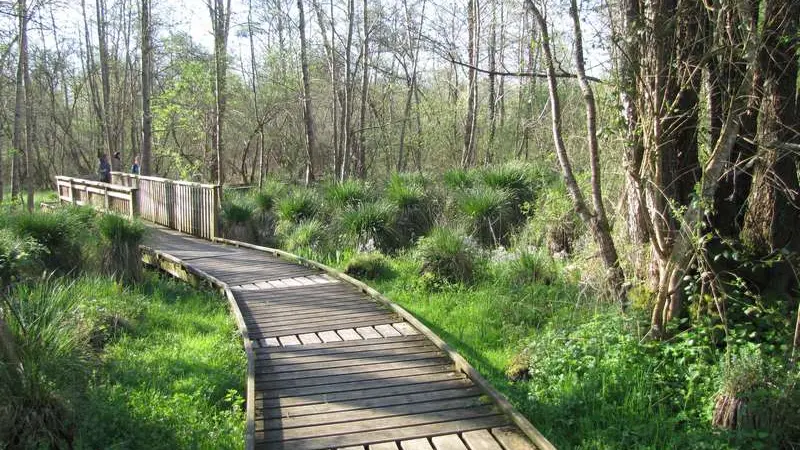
[144, 228, 553, 450]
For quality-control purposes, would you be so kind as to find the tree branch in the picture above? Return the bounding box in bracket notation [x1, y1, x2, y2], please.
[447, 56, 603, 83]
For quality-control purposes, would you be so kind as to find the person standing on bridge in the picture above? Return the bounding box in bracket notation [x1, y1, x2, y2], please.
[131, 156, 140, 175]
[98, 153, 111, 183]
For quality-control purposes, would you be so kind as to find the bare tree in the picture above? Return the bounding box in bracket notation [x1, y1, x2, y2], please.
[141, 0, 152, 175]
[208, 0, 232, 184]
[298, 0, 317, 185]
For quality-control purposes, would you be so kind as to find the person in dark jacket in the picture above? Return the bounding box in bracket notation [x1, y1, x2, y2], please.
[98, 153, 111, 183]
[131, 156, 140, 175]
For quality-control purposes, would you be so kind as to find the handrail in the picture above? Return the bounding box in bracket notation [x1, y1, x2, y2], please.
[55, 175, 139, 218]
[111, 172, 218, 189]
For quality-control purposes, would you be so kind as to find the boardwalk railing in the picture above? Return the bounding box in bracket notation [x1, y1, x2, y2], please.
[56, 176, 139, 218]
[111, 172, 220, 239]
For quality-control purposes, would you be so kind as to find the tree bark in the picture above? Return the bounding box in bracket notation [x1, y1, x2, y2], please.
[298, 0, 317, 185]
[461, 0, 478, 168]
[209, 0, 232, 184]
[741, 0, 800, 264]
[141, 0, 153, 175]
[356, 0, 369, 179]
[486, 0, 497, 165]
[528, 0, 626, 302]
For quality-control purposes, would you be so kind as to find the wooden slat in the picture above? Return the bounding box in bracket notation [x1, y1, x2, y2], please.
[256, 342, 438, 365]
[260, 405, 503, 442]
[256, 355, 451, 381]
[256, 364, 455, 392]
[490, 428, 538, 450]
[256, 351, 445, 374]
[255, 415, 509, 450]
[259, 396, 487, 431]
[401, 439, 435, 450]
[356, 326, 383, 339]
[431, 435, 469, 450]
[462, 430, 503, 450]
[260, 386, 484, 419]
[370, 443, 399, 450]
[257, 375, 470, 410]
[256, 335, 425, 355]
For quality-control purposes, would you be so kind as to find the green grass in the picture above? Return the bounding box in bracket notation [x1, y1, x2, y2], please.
[75, 274, 246, 449]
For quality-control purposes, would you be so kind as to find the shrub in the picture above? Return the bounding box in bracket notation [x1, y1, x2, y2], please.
[325, 179, 373, 209]
[502, 250, 562, 286]
[386, 174, 434, 248]
[0, 280, 93, 448]
[443, 168, 475, 191]
[340, 201, 399, 252]
[0, 229, 43, 286]
[8, 210, 83, 273]
[416, 227, 477, 285]
[344, 252, 393, 280]
[277, 189, 320, 223]
[480, 162, 536, 207]
[282, 219, 331, 257]
[458, 187, 513, 247]
[221, 194, 255, 225]
[97, 214, 146, 283]
[516, 183, 584, 256]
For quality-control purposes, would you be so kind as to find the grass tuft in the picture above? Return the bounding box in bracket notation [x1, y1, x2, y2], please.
[416, 227, 477, 285]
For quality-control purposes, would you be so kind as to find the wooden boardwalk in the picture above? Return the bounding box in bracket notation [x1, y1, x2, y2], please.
[145, 228, 551, 450]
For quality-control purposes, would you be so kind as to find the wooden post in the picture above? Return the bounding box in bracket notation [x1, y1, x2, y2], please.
[210, 185, 220, 239]
[103, 185, 110, 211]
[129, 187, 139, 218]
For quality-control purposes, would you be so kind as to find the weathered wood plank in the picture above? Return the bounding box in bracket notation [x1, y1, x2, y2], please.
[256, 355, 451, 381]
[259, 396, 487, 431]
[375, 324, 403, 337]
[431, 435, 469, 450]
[401, 439, 435, 450]
[370, 443, 399, 450]
[318, 330, 343, 342]
[393, 322, 420, 336]
[256, 351, 445, 374]
[462, 430, 504, 450]
[256, 342, 439, 366]
[260, 405, 502, 442]
[298, 333, 322, 345]
[490, 428, 538, 450]
[255, 335, 425, 355]
[337, 328, 363, 341]
[356, 326, 383, 339]
[255, 415, 509, 450]
[259, 386, 483, 419]
[278, 335, 301, 346]
[255, 364, 455, 392]
[256, 375, 471, 409]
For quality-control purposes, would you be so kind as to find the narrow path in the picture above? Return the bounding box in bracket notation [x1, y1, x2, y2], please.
[145, 228, 546, 450]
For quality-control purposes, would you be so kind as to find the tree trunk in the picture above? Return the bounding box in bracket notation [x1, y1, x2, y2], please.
[209, 0, 232, 185]
[341, 0, 355, 180]
[486, 0, 497, 165]
[311, 0, 340, 178]
[21, 0, 34, 211]
[356, 0, 369, 179]
[247, 0, 262, 186]
[528, 0, 626, 302]
[298, 0, 317, 185]
[141, 0, 152, 175]
[741, 0, 800, 277]
[397, 0, 426, 172]
[97, 0, 114, 168]
[461, 0, 478, 168]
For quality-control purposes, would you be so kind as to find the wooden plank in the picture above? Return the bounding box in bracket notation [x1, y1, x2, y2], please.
[256, 342, 439, 366]
[278, 335, 301, 346]
[462, 430, 503, 450]
[252, 316, 401, 338]
[256, 351, 445, 374]
[260, 405, 502, 441]
[255, 363, 455, 392]
[401, 439, 435, 450]
[490, 428, 537, 450]
[256, 374, 470, 409]
[393, 322, 420, 336]
[356, 326, 383, 339]
[375, 324, 403, 337]
[262, 337, 280, 347]
[242, 304, 383, 321]
[370, 443, 399, 450]
[340, 447, 366, 450]
[298, 333, 322, 345]
[256, 355, 450, 381]
[255, 414, 509, 450]
[431, 435, 469, 450]
[337, 328, 362, 341]
[260, 386, 484, 419]
[241, 298, 377, 315]
[256, 335, 425, 355]
[259, 396, 487, 431]
[245, 307, 388, 327]
[318, 330, 342, 343]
